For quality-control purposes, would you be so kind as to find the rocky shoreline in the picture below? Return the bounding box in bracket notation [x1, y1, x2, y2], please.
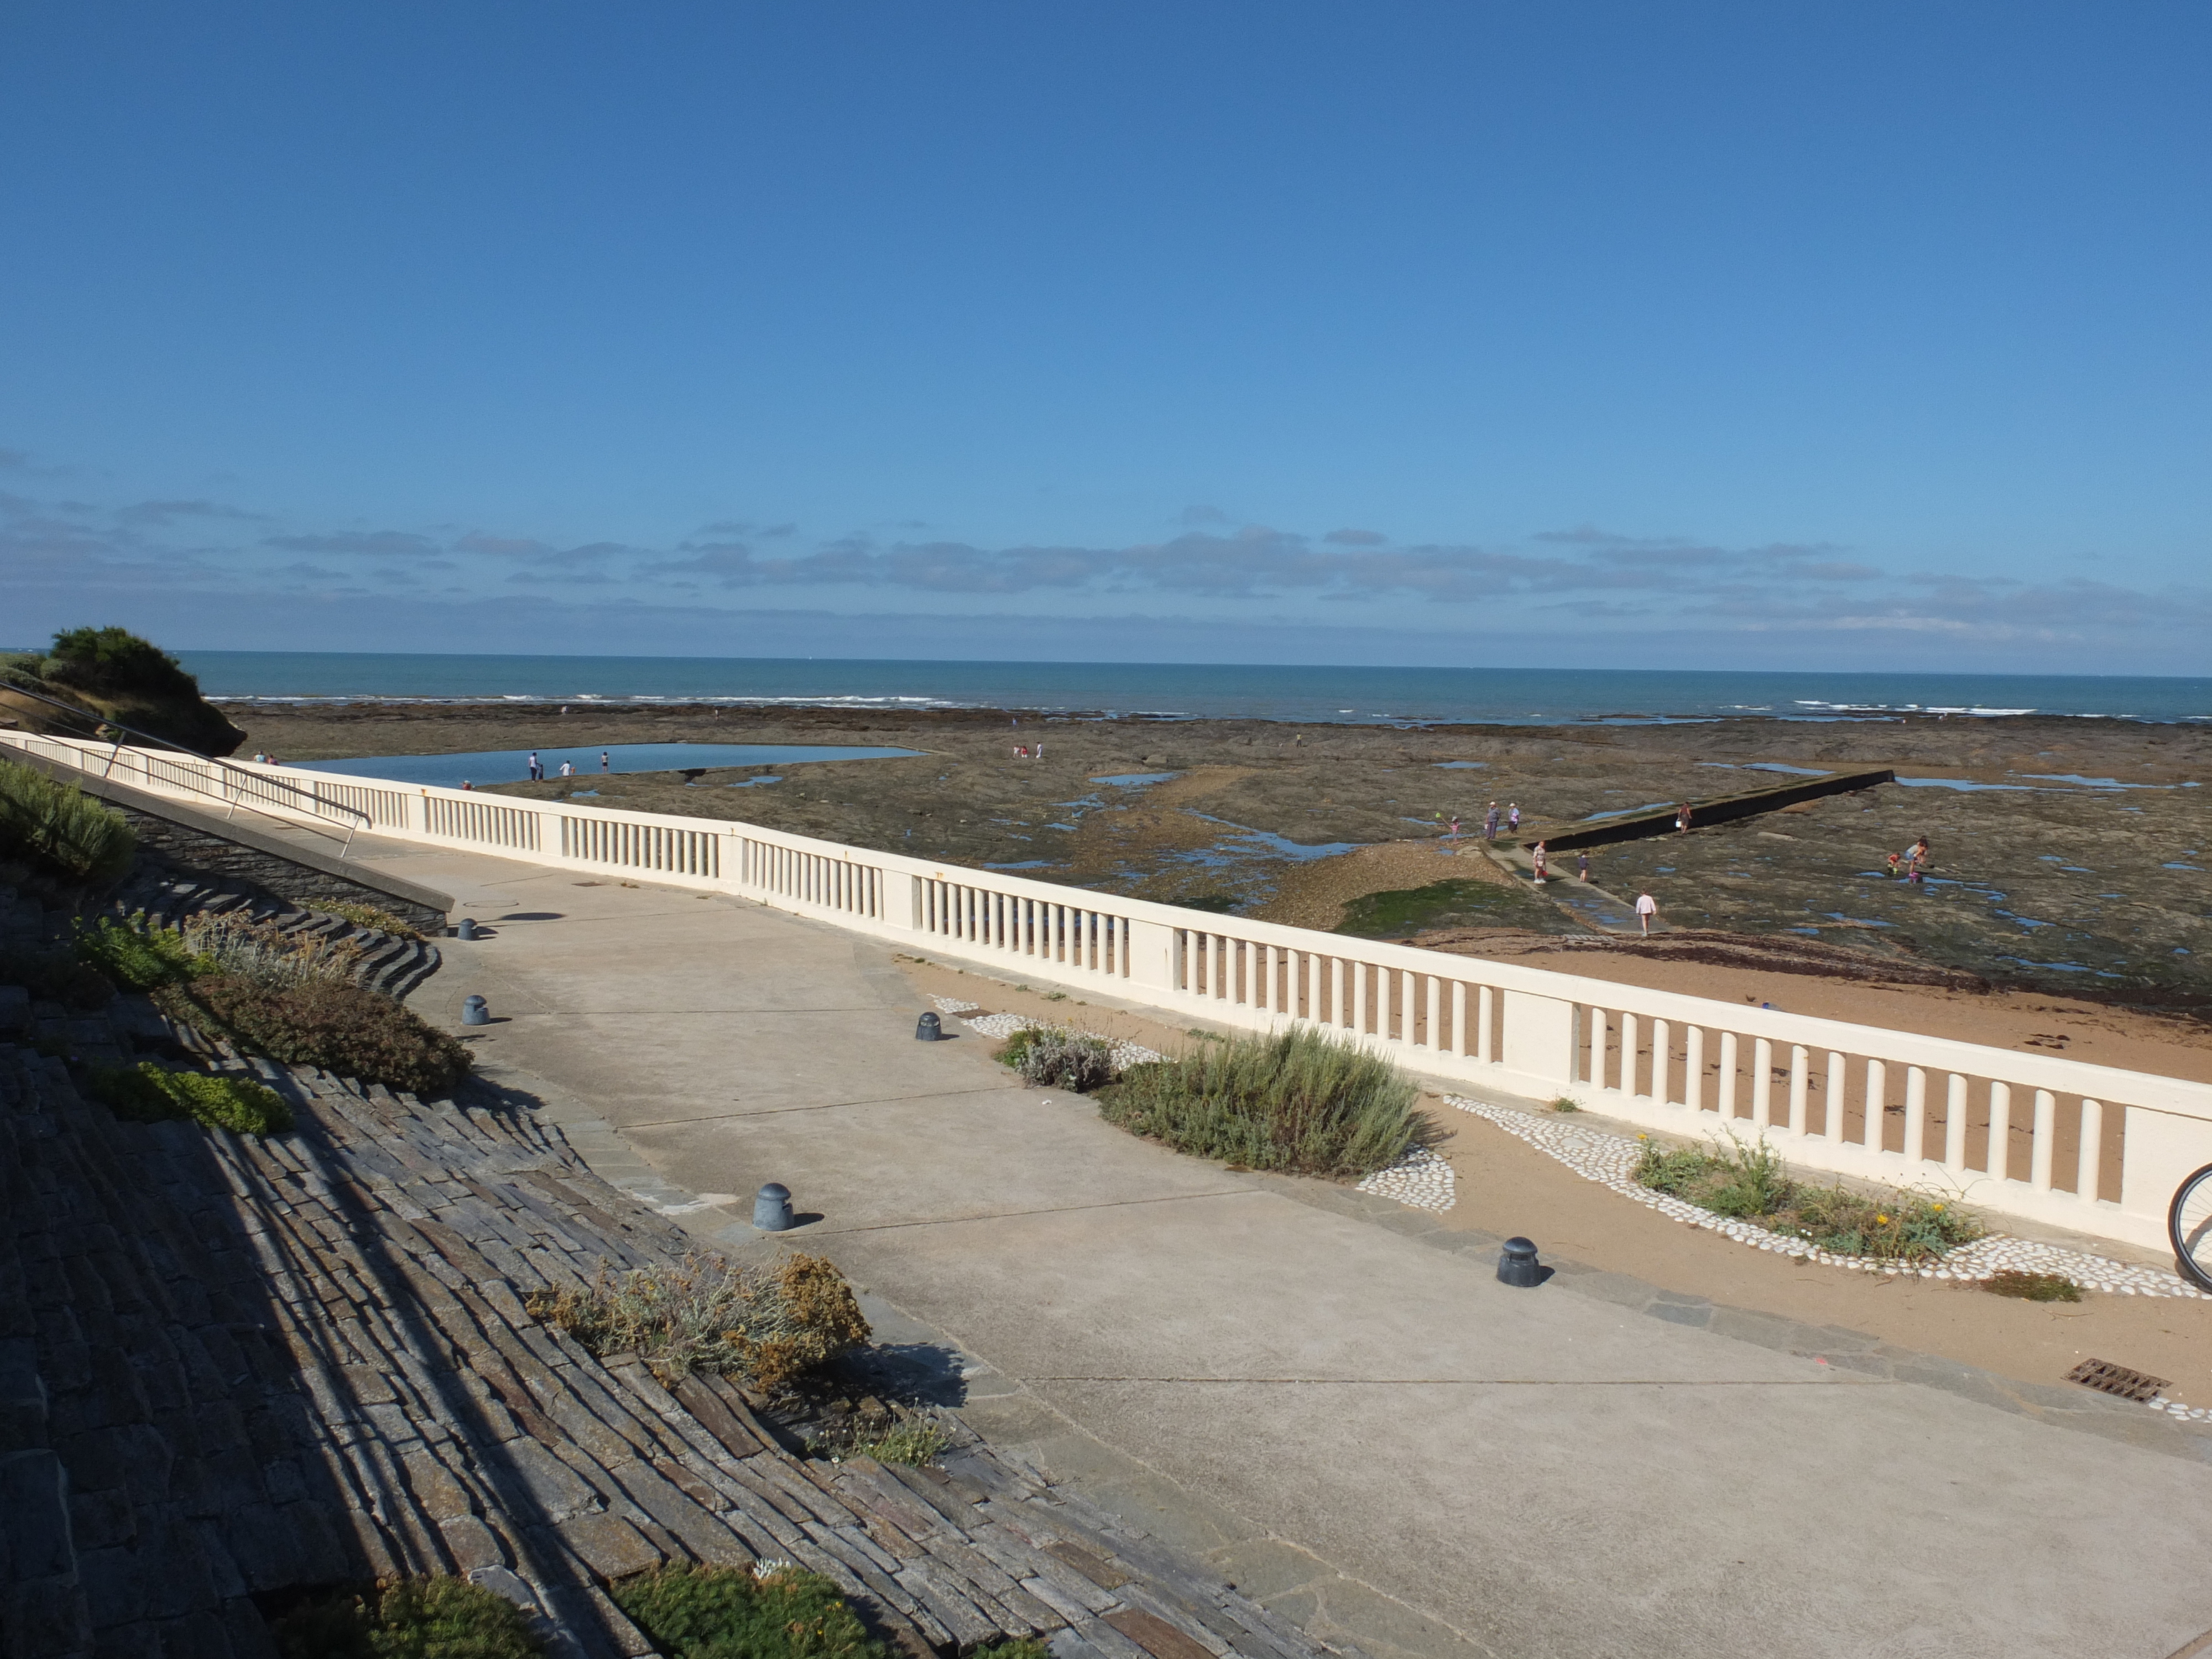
[231, 700, 2209, 1015]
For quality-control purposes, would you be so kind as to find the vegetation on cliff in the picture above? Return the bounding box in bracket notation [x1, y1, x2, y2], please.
[0, 625, 243, 755]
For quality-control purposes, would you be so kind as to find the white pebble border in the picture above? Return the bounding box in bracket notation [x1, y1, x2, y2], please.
[1457, 1095, 2212, 1421]
[1446, 1094, 2205, 1300]
[929, 997, 982, 1015]
[961, 1011, 1165, 1073]
[1356, 1146, 1458, 1212]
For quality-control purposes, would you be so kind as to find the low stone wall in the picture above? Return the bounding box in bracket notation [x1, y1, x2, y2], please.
[0, 743, 451, 932]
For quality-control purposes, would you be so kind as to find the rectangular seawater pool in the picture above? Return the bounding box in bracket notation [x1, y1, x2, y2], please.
[295, 742, 924, 789]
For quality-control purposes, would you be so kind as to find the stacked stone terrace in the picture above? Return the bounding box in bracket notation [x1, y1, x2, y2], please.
[1, 875, 1346, 1659]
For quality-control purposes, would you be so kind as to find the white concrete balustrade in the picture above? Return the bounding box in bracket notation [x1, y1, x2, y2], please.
[11, 731, 2209, 1255]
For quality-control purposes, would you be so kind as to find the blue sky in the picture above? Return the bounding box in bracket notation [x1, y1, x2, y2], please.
[3, 3, 2208, 671]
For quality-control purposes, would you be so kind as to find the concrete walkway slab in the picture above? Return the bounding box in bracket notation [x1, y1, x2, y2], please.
[361, 844, 2212, 1659]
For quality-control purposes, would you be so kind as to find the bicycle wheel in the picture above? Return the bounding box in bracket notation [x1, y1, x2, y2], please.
[2169, 1164, 2212, 1292]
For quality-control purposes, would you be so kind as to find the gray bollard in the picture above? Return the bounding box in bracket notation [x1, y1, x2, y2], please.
[753, 1183, 794, 1232]
[462, 994, 489, 1027]
[915, 1011, 942, 1041]
[456, 916, 481, 940]
[1496, 1236, 1542, 1288]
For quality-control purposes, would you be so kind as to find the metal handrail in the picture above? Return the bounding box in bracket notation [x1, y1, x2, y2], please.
[0, 679, 372, 857]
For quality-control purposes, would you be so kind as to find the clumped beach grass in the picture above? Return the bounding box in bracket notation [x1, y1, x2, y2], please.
[90, 1061, 293, 1136]
[0, 758, 136, 885]
[317, 899, 423, 940]
[268, 1573, 542, 1659]
[527, 1253, 869, 1391]
[1098, 1026, 1428, 1178]
[999, 1025, 1118, 1092]
[1634, 1131, 1983, 1262]
[611, 1563, 884, 1659]
[161, 975, 471, 1095]
[810, 1408, 953, 1468]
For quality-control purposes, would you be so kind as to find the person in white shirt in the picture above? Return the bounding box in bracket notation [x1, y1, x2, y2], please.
[1635, 892, 1658, 935]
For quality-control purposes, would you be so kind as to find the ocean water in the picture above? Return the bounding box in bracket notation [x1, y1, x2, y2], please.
[176, 651, 2212, 727]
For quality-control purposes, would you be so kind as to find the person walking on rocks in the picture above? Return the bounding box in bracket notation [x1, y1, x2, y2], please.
[1578, 850, 1589, 882]
[558, 760, 575, 778]
[527, 750, 542, 781]
[1507, 803, 1521, 834]
[600, 750, 611, 772]
[1532, 841, 1549, 883]
[1635, 891, 1658, 935]
[1484, 802, 1500, 842]
[1677, 802, 1693, 834]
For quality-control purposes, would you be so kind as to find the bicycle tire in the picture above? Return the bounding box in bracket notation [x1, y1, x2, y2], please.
[2169, 1164, 2212, 1292]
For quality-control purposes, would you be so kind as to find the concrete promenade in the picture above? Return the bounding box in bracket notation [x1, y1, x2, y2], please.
[354, 833, 2212, 1659]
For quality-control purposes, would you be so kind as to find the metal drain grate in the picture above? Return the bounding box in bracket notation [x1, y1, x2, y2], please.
[2067, 1358, 2170, 1402]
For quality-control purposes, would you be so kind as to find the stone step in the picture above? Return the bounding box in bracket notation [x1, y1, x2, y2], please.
[3, 874, 1344, 1659]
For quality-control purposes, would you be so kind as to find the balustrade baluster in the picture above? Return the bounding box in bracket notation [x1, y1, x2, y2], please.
[1944, 1074, 1969, 1172]
[2078, 1099, 2104, 1203]
[1904, 1067, 1928, 1164]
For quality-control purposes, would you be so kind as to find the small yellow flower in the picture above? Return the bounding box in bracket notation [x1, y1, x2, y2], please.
[1876, 1213, 1890, 1224]
[1933, 1203, 1944, 1212]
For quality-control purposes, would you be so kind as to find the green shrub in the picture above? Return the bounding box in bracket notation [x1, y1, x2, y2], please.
[268, 1574, 544, 1658]
[44, 626, 206, 702]
[0, 759, 135, 884]
[528, 1253, 870, 1391]
[73, 914, 206, 990]
[613, 1564, 886, 1659]
[1633, 1131, 1983, 1262]
[0, 942, 115, 1009]
[971, 1642, 1055, 1659]
[811, 1407, 951, 1467]
[90, 1061, 292, 1135]
[180, 911, 370, 988]
[1097, 1026, 1427, 1178]
[36, 627, 243, 755]
[159, 974, 471, 1094]
[320, 900, 424, 941]
[1000, 1025, 1117, 1092]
